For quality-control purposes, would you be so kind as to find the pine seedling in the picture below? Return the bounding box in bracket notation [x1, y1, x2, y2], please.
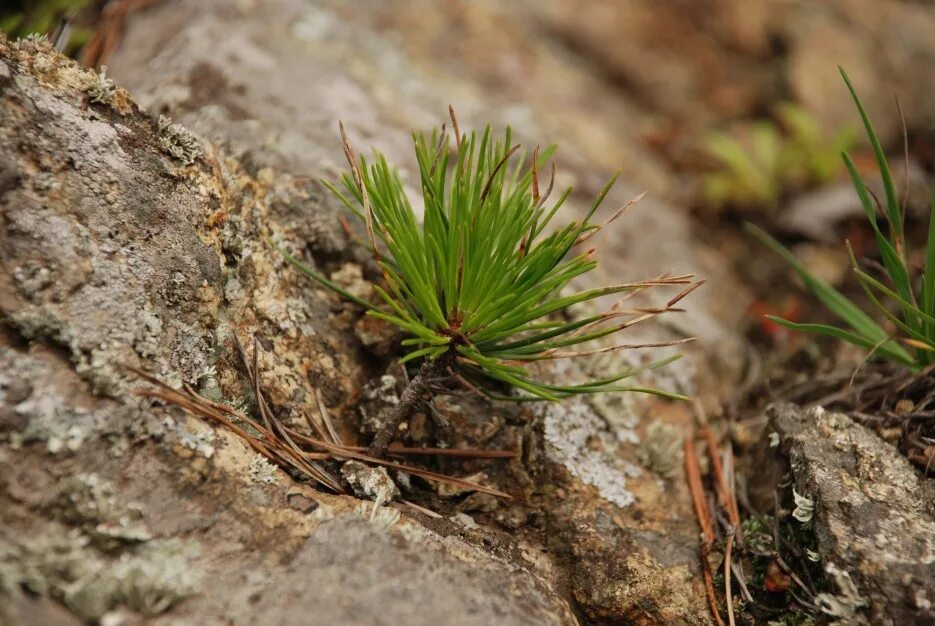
[749, 68, 935, 370]
[277, 109, 702, 456]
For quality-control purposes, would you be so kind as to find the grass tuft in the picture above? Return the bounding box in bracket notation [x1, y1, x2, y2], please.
[749, 68, 935, 370]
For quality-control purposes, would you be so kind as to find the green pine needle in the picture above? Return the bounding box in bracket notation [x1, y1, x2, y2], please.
[276, 109, 701, 401]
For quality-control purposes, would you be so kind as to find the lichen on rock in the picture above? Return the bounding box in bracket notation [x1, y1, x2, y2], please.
[637, 419, 684, 477]
[157, 115, 203, 165]
[52, 473, 152, 547]
[0, 530, 201, 622]
[341, 460, 400, 503]
[540, 399, 639, 508]
[248, 453, 280, 485]
[87, 66, 117, 105]
[770, 403, 935, 623]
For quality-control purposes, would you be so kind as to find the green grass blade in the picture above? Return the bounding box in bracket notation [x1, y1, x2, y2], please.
[265, 235, 375, 310]
[924, 194, 935, 335]
[840, 67, 902, 239]
[746, 224, 891, 342]
[767, 317, 914, 366]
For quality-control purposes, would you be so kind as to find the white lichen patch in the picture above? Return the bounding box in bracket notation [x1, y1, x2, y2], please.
[588, 388, 640, 444]
[133, 307, 163, 358]
[110, 539, 202, 615]
[248, 453, 279, 485]
[0, 347, 138, 452]
[792, 488, 815, 523]
[87, 65, 117, 105]
[815, 562, 867, 623]
[355, 502, 401, 531]
[358, 374, 400, 435]
[157, 115, 203, 165]
[637, 420, 684, 477]
[10, 392, 104, 454]
[341, 461, 400, 503]
[451, 512, 480, 530]
[12, 263, 53, 297]
[167, 321, 214, 386]
[540, 399, 637, 508]
[0, 531, 201, 621]
[55, 473, 152, 545]
[172, 420, 216, 458]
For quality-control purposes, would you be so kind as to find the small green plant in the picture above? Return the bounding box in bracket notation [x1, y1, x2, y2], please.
[276, 109, 701, 455]
[749, 68, 935, 369]
[703, 121, 783, 208]
[703, 103, 856, 210]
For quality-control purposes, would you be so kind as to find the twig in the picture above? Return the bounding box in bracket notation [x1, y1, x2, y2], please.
[131, 367, 343, 491]
[730, 561, 755, 604]
[685, 437, 725, 626]
[702, 425, 741, 540]
[401, 498, 443, 519]
[368, 355, 451, 457]
[313, 386, 342, 445]
[724, 525, 737, 626]
[294, 432, 512, 498]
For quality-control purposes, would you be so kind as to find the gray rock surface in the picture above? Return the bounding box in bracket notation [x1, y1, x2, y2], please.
[244, 516, 576, 626]
[770, 404, 935, 625]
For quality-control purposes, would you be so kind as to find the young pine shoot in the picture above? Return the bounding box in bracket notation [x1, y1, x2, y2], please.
[277, 109, 702, 456]
[749, 68, 935, 370]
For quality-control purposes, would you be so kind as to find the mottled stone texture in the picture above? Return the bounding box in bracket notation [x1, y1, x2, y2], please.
[771, 404, 935, 625]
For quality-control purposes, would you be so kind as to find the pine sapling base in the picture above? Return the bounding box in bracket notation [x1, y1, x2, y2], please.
[368, 353, 453, 457]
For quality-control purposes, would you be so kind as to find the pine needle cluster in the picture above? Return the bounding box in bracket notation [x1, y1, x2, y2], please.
[280, 109, 700, 405]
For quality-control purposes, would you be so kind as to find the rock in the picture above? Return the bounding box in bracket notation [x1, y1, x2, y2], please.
[778, 182, 865, 242]
[539, 398, 710, 623]
[770, 404, 935, 625]
[240, 516, 577, 626]
[101, 1, 755, 621]
[782, 1, 935, 147]
[779, 162, 933, 243]
[637, 419, 684, 478]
